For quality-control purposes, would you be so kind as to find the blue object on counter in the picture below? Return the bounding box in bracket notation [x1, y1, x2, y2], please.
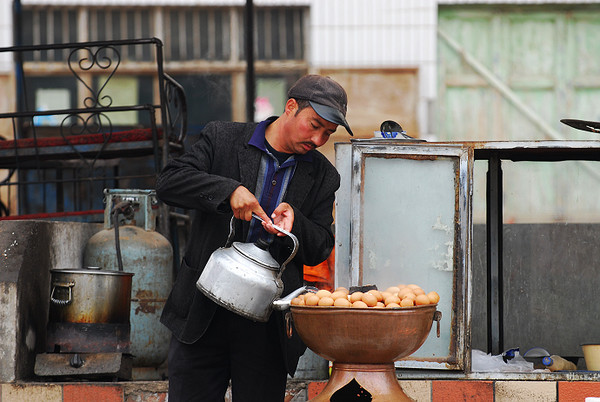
[380, 131, 406, 139]
[502, 348, 519, 363]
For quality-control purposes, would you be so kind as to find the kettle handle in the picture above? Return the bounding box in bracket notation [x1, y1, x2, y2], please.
[250, 213, 299, 279]
[224, 216, 236, 248]
[225, 214, 299, 279]
[225, 213, 298, 279]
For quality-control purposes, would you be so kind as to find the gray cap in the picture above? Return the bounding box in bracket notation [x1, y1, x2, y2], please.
[288, 75, 353, 136]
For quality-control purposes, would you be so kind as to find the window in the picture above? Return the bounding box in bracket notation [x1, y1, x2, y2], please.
[92, 75, 154, 126]
[88, 8, 153, 62]
[22, 8, 78, 62]
[253, 8, 305, 60]
[20, 5, 309, 125]
[164, 8, 231, 61]
[255, 76, 287, 121]
[170, 74, 232, 137]
[24, 76, 77, 127]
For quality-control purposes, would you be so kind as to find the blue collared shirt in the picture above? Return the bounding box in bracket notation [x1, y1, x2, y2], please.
[246, 118, 311, 243]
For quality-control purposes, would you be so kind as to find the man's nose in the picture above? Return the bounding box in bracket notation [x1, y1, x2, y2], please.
[312, 132, 328, 148]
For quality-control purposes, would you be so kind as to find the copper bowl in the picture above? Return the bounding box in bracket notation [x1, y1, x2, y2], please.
[290, 304, 438, 364]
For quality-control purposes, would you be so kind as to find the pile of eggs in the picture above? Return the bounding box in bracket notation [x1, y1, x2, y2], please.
[291, 284, 440, 308]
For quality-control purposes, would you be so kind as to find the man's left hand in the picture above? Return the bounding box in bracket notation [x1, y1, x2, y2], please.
[263, 202, 294, 236]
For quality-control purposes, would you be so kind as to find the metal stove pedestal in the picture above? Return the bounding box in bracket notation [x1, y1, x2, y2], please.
[36, 321, 133, 380]
[34, 352, 133, 380]
[311, 362, 412, 402]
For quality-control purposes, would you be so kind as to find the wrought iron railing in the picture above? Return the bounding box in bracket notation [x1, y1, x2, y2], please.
[0, 38, 187, 221]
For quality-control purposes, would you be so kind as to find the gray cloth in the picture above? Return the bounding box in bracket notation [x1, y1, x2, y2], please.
[156, 120, 340, 375]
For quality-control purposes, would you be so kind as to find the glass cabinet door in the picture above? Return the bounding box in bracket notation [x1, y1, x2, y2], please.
[335, 140, 472, 371]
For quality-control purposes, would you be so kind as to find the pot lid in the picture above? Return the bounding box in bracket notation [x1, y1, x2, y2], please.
[232, 240, 279, 270]
[560, 118, 600, 133]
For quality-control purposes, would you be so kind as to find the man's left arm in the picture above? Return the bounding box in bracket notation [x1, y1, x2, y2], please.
[277, 165, 340, 267]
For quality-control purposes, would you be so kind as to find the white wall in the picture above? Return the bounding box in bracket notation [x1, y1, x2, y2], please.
[309, 0, 438, 136]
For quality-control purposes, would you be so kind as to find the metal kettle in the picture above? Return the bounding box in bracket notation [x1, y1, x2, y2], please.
[196, 214, 302, 322]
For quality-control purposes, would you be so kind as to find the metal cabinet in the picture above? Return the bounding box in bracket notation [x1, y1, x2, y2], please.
[335, 139, 472, 371]
[336, 138, 600, 379]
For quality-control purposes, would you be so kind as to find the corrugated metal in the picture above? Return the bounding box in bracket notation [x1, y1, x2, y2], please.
[439, 0, 600, 3]
[311, 0, 436, 68]
[310, 0, 438, 139]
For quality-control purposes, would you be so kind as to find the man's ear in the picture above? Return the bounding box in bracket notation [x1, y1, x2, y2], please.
[284, 98, 298, 116]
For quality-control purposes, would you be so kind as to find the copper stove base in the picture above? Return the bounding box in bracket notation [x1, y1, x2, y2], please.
[310, 362, 413, 402]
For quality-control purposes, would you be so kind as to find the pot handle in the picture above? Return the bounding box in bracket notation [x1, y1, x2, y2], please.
[50, 281, 75, 306]
[285, 311, 294, 339]
[251, 213, 299, 279]
[434, 310, 442, 338]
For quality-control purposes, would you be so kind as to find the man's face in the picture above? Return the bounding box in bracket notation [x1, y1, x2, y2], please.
[281, 101, 338, 154]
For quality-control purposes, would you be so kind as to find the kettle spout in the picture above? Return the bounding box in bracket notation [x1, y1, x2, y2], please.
[272, 286, 317, 311]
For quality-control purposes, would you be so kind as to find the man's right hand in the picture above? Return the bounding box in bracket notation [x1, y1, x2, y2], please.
[229, 186, 271, 223]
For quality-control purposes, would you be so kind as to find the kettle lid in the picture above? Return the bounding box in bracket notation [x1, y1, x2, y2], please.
[232, 240, 279, 270]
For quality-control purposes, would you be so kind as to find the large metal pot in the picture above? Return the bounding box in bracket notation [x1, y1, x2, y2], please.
[290, 304, 441, 364]
[196, 215, 300, 322]
[49, 267, 134, 324]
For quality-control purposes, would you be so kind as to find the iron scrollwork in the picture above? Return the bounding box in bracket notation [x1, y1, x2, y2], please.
[0, 38, 186, 218]
[60, 45, 121, 170]
[68, 45, 121, 109]
[60, 112, 113, 170]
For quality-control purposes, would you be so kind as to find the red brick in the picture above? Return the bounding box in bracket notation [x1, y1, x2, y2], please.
[63, 384, 123, 402]
[432, 380, 494, 401]
[559, 381, 600, 401]
[307, 381, 328, 399]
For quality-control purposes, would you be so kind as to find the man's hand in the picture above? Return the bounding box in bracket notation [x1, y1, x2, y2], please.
[267, 202, 294, 236]
[229, 186, 271, 223]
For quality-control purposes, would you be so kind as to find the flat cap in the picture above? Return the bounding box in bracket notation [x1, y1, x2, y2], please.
[288, 75, 353, 136]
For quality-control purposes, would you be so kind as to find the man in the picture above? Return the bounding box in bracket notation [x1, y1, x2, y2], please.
[156, 74, 353, 401]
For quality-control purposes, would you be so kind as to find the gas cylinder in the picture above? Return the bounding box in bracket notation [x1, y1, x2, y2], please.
[83, 189, 173, 371]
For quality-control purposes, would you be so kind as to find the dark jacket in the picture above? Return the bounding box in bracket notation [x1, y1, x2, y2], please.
[155, 120, 340, 375]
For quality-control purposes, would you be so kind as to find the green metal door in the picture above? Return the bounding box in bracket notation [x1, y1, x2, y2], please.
[439, 5, 600, 359]
[438, 5, 600, 142]
[438, 5, 600, 225]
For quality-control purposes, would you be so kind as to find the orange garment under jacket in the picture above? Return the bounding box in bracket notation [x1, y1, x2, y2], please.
[303, 248, 335, 291]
